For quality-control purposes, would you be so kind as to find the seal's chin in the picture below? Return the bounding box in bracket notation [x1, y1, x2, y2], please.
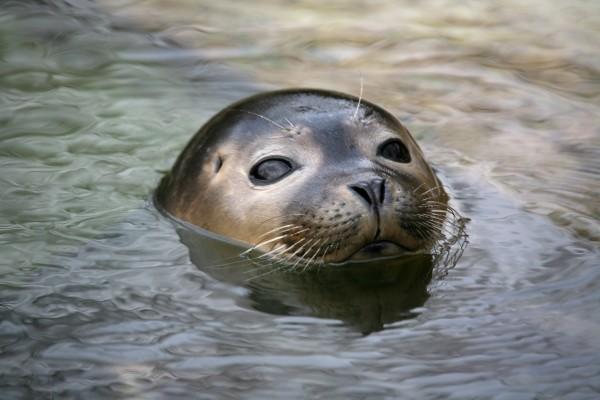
[348, 240, 410, 262]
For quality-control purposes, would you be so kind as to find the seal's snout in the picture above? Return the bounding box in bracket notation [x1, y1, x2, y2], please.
[348, 177, 386, 208]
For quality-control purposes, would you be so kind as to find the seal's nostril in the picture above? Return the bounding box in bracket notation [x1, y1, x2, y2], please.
[349, 178, 386, 207]
[349, 184, 374, 206]
[375, 178, 385, 204]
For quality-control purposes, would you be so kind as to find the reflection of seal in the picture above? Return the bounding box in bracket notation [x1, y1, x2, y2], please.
[156, 89, 450, 266]
[175, 222, 434, 334]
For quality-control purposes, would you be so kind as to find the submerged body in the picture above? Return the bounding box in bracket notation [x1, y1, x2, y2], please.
[156, 89, 450, 265]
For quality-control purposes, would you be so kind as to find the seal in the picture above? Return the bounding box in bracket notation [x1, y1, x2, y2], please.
[156, 89, 450, 266]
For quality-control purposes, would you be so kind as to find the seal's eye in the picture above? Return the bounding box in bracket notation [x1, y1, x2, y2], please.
[377, 139, 411, 163]
[250, 158, 293, 184]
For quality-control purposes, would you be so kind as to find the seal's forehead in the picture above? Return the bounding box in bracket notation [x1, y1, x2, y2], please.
[212, 109, 407, 169]
[237, 90, 383, 121]
[214, 90, 402, 140]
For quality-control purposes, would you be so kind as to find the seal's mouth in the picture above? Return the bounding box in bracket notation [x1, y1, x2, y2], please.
[348, 240, 410, 261]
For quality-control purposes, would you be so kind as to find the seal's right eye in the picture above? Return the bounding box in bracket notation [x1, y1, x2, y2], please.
[250, 158, 293, 184]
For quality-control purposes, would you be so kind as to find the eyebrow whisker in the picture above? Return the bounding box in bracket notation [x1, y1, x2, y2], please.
[352, 76, 364, 121]
[232, 109, 288, 130]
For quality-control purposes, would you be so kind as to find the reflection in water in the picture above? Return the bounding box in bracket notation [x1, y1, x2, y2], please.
[177, 224, 440, 334]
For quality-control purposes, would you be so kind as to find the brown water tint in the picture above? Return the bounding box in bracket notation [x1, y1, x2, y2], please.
[1, 1, 599, 399]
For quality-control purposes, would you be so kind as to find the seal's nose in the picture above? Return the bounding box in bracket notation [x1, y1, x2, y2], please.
[348, 178, 385, 208]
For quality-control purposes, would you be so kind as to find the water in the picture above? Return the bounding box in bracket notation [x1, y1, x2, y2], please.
[1, 0, 599, 398]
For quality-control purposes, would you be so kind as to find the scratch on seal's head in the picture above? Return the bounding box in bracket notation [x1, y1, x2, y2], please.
[156, 89, 459, 267]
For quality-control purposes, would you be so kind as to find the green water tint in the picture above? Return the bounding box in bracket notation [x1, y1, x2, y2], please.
[1, 1, 600, 399]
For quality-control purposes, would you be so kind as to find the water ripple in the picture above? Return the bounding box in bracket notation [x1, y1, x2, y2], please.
[1, 1, 599, 399]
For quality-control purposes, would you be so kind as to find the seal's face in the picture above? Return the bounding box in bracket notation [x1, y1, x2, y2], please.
[157, 89, 448, 265]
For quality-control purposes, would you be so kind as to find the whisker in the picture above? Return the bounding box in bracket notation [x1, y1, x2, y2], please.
[245, 262, 288, 282]
[253, 243, 289, 260]
[203, 257, 258, 270]
[280, 239, 312, 265]
[302, 242, 326, 272]
[352, 77, 364, 121]
[240, 233, 291, 256]
[232, 109, 288, 130]
[286, 239, 316, 271]
[418, 185, 443, 197]
[284, 118, 295, 128]
[267, 236, 310, 263]
[255, 224, 298, 241]
[243, 225, 309, 255]
[411, 182, 427, 194]
[255, 213, 305, 229]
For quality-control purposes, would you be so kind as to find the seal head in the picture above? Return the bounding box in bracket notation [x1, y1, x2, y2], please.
[156, 89, 448, 265]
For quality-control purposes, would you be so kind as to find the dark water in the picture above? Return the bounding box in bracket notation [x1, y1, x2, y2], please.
[1, 1, 599, 399]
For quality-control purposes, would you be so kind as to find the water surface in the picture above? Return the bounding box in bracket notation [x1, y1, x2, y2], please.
[1, 1, 599, 398]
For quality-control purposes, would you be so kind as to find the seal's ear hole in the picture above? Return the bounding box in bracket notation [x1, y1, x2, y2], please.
[377, 139, 411, 163]
[250, 158, 293, 185]
[213, 156, 223, 174]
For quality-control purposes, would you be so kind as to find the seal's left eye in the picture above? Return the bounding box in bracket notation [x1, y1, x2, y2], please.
[377, 139, 411, 163]
[250, 158, 293, 184]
